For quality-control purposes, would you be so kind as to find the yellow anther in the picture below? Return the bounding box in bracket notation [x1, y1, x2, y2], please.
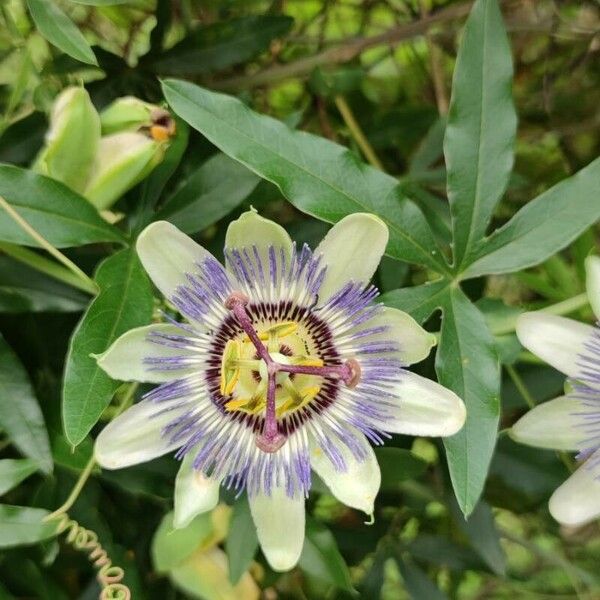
[291, 355, 324, 368]
[265, 321, 298, 338]
[220, 340, 241, 396]
[277, 383, 321, 416]
[225, 394, 266, 414]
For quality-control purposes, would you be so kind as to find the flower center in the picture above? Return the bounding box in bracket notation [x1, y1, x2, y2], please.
[222, 291, 361, 453]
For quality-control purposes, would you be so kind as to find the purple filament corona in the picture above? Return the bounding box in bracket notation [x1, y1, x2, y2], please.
[141, 243, 405, 497]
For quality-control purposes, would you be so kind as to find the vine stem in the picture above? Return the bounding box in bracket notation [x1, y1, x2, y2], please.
[334, 95, 384, 170]
[506, 364, 536, 409]
[0, 241, 96, 295]
[490, 292, 589, 337]
[0, 195, 98, 295]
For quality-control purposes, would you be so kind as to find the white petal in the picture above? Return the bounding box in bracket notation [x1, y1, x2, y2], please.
[385, 371, 466, 437]
[516, 312, 594, 378]
[96, 324, 197, 383]
[510, 396, 583, 451]
[586, 256, 600, 322]
[173, 451, 220, 529]
[224, 209, 293, 271]
[137, 220, 221, 303]
[315, 213, 388, 302]
[549, 451, 600, 527]
[249, 485, 305, 571]
[94, 400, 183, 469]
[363, 307, 436, 366]
[309, 429, 380, 516]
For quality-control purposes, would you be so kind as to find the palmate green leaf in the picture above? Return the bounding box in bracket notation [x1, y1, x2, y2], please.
[436, 289, 500, 516]
[0, 165, 125, 248]
[26, 0, 97, 66]
[463, 156, 600, 278]
[380, 279, 448, 324]
[157, 153, 259, 234]
[299, 518, 355, 594]
[62, 248, 153, 446]
[0, 335, 52, 473]
[0, 505, 58, 548]
[0, 459, 38, 496]
[161, 80, 448, 274]
[444, 0, 516, 268]
[149, 16, 293, 75]
[225, 496, 258, 585]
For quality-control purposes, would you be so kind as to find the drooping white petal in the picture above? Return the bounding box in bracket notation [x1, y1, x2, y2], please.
[516, 312, 594, 378]
[549, 450, 600, 526]
[96, 324, 198, 383]
[586, 256, 600, 322]
[309, 428, 380, 516]
[173, 451, 220, 529]
[364, 307, 436, 366]
[384, 371, 466, 437]
[94, 400, 184, 469]
[510, 396, 584, 451]
[249, 485, 305, 571]
[314, 213, 388, 302]
[224, 209, 293, 271]
[137, 220, 220, 302]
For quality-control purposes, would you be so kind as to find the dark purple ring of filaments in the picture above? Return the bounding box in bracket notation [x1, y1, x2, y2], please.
[572, 323, 600, 469]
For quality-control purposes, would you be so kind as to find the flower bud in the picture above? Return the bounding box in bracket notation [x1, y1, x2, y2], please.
[84, 131, 167, 210]
[100, 96, 176, 140]
[33, 86, 101, 193]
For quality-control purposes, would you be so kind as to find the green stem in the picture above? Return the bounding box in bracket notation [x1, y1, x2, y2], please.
[334, 95, 384, 170]
[0, 242, 96, 295]
[45, 456, 95, 521]
[490, 292, 589, 336]
[541, 292, 589, 318]
[0, 195, 99, 295]
[506, 364, 536, 409]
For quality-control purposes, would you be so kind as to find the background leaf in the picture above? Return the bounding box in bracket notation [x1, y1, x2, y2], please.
[396, 554, 449, 600]
[62, 248, 153, 445]
[0, 506, 58, 548]
[162, 80, 448, 273]
[26, 0, 97, 66]
[452, 499, 506, 576]
[157, 153, 259, 234]
[299, 518, 355, 593]
[0, 459, 38, 496]
[0, 254, 87, 313]
[0, 334, 52, 472]
[0, 165, 124, 248]
[225, 496, 258, 585]
[436, 289, 500, 516]
[149, 16, 294, 75]
[444, 0, 516, 268]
